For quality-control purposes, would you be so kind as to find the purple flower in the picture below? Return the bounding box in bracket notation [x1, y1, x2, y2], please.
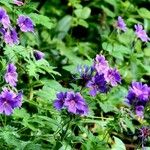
[139, 126, 150, 140]
[126, 82, 149, 107]
[4, 63, 18, 87]
[3, 28, 19, 45]
[76, 65, 94, 84]
[64, 92, 88, 115]
[135, 105, 144, 118]
[104, 68, 121, 86]
[116, 16, 127, 32]
[17, 15, 34, 32]
[53, 92, 67, 110]
[138, 126, 150, 149]
[94, 55, 109, 75]
[126, 91, 136, 106]
[33, 50, 45, 60]
[87, 73, 107, 97]
[0, 87, 23, 115]
[135, 24, 150, 42]
[54, 91, 89, 116]
[0, 7, 10, 28]
[13, 0, 24, 6]
[126, 82, 150, 119]
[130, 82, 149, 101]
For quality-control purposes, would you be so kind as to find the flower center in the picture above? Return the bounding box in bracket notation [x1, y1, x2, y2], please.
[70, 100, 76, 108]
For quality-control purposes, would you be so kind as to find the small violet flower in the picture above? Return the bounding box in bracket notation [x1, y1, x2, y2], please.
[76, 65, 94, 84]
[139, 126, 150, 141]
[17, 15, 34, 32]
[135, 24, 150, 42]
[116, 16, 127, 32]
[129, 82, 149, 101]
[104, 68, 121, 87]
[0, 87, 23, 115]
[54, 91, 89, 116]
[135, 105, 144, 119]
[94, 54, 109, 75]
[13, 0, 24, 6]
[5, 63, 18, 87]
[126, 82, 150, 119]
[86, 73, 107, 97]
[3, 28, 19, 45]
[0, 7, 10, 28]
[33, 50, 45, 60]
[139, 126, 150, 149]
[64, 92, 89, 116]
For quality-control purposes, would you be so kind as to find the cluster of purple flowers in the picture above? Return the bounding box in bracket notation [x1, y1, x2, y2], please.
[0, 63, 23, 115]
[0, 87, 22, 115]
[87, 54, 121, 96]
[54, 91, 89, 116]
[54, 54, 121, 116]
[117, 16, 150, 42]
[0, 7, 34, 46]
[126, 82, 150, 119]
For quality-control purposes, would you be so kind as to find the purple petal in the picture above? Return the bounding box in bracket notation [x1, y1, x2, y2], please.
[17, 15, 34, 32]
[117, 16, 127, 32]
[4, 63, 18, 87]
[4, 103, 13, 115]
[135, 24, 150, 42]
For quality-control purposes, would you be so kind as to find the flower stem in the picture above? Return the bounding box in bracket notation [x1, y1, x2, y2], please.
[4, 115, 6, 126]
[0, 115, 4, 127]
[61, 116, 72, 141]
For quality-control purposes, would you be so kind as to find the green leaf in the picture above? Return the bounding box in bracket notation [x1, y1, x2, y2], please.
[74, 7, 91, 19]
[22, 143, 41, 150]
[59, 142, 72, 150]
[35, 87, 56, 101]
[13, 108, 30, 120]
[139, 63, 150, 75]
[113, 43, 131, 54]
[0, 126, 21, 148]
[36, 60, 61, 76]
[42, 80, 65, 91]
[4, 45, 31, 62]
[111, 136, 126, 150]
[29, 13, 55, 29]
[99, 102, 118, 113]
[138, 8, 150, 19]
[124, 118, 135, 133]
[0, 0, 12, 10]
[63, 65, 77, 73]
[55, 39, 84, 64]
[102, 42, 113, 52]
[144, 47, 150, 56]
[56, 15, 72, 39]
[118, 29, 135, 45]
[101, 5, 115, 17]
[26, 61, 39, 78]
[78, 19, 89, 28]
[111, 51, 124, 60]
[27, 59, 60, 78]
